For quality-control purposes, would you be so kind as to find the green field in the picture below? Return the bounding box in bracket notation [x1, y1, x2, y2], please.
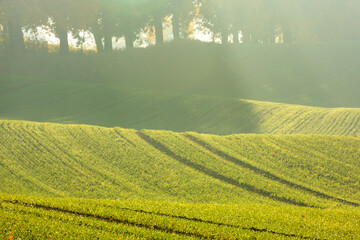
[1, 120, 359, 207]
[1, 193, 360, 240]
[0, 119, 360, 239]
[1, 42, 360, 239]
[1, 76, 360, 136]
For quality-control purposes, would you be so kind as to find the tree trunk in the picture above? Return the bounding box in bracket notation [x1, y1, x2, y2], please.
[103, 15, 113, 52]
[221, 29, 229, 44]
[57, 26, 69, 54]
[7, 20, 25, 54]
[233, 30, 239, 44]
[93, 32, 103, 53]
[172, 13, 180, 41]
[124, 30, 134, 49]
[103, 34, 112, 52]
[154, 17, 164, 45]
[103, 21, 113, 52]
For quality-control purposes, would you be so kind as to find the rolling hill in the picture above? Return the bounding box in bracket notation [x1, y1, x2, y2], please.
[1, 76, 360, 136]
[1, 120, 359, 208]
[1, 42, 360, 239]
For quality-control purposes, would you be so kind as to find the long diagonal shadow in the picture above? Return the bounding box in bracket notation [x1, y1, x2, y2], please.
[183, 134, 359, 207]
[103, 204, 324, 240]
[136, 131, 311, 207]
[2, 200, 323, 240]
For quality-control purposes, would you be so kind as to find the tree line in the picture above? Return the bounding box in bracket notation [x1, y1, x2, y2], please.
[0, 0, 359, 54]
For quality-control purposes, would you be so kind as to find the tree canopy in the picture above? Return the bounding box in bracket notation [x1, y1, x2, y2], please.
[0, 0, 359, 53]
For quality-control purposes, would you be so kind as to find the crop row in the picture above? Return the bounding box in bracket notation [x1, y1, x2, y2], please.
[251, 100, 360, 136]
[1, 120, 359, 206]
[185, 132, 360, 202]
[1, 76, 360, 136]
[1, 194, 360, 240]
[140, 130, 359, 207]
[0, 120, 266, 203]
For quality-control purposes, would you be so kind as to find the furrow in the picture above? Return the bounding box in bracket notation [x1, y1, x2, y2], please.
[0, 122, 65, 196]
[17, 123, 87, 177]
[41, 126, 139, 193]
[183, 134, 359, 207]
[2, 200, 204, 239]
[292, 110, 321, 134]
[262, 136, 360, 199]
[137, 131, 311, 207]
[342, 112, 360, 136]
[2, 200, 323, 240]
[325, 111, 344, 135]
[66, 126, 169, 198]
[0, 203, 143, 239]
[350, 112, 360, 136]
[277, 108, 307, 134]
[310, 111, 329, 134]
[333, 111, 351, 135]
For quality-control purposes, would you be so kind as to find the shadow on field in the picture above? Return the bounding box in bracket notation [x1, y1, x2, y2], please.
[137, 131, 309, 207]
[0, 42, 261, 135]
[184, 134, 359, 206]
[100, 204, 322, 240]
[3, 199, 323, 240]
[4, 41, 360, 133]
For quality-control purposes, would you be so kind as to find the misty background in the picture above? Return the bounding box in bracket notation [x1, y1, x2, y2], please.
[1, 0, 360, 53]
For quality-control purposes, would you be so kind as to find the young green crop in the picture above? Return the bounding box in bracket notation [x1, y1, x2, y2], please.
[1, 75, 359, 136]
[1, 194, 360, 240]
[1, 120, 359, 207]
[185, 132, 360, 202]
[140, 130, 341, 208]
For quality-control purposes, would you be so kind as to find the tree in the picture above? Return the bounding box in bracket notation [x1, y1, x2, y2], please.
[1, 0, 29, 53]
[38, 0, 72, 54]
[35, 0, 100, 54]
[118, 1, 147, 49]
[0, 3, 7, 45]
[199, 0, 228, 43]
[142, 0, 169, 45]
[168, 0, 194, 41]
[199, 0, 249, 44]
[90, 11, 104, 53]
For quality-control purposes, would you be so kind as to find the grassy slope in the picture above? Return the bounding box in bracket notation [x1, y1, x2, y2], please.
[1, 194, 360, 240]
[1, 42, 360, 239]
[1, 76, 360, 136]
[1, 120, 359, 208]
